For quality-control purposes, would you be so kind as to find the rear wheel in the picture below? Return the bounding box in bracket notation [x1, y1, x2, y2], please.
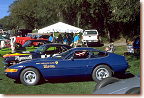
[20, 68, 40, 86]
[92, 65, 113, 82]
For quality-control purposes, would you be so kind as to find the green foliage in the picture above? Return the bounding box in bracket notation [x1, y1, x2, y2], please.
[0, 48, 11, 57]
[110, 0, 140, 22]
[126, 54, 140, 75]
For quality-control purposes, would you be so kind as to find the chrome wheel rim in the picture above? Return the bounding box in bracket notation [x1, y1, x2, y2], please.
[96, 68, 109, 80]
[23, 71, 37, 84]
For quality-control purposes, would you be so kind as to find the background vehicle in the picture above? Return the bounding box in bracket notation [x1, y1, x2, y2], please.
[5, 47, 129, 86]
[15, 39, 51, 51]
[0, 32, 10, 48]
[93, 73, 140, 94]
[82, 30, 100, 46]
[3, 44, 71, 68]
[16, 33, 50, 46]
[22, 40, 51, 47]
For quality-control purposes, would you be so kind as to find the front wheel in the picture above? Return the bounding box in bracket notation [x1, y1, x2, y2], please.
[92, 65, 113, 82]
[20, 68, 40, 86]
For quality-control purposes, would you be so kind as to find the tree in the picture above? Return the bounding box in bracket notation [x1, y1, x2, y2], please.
[36, 0, 64, 29]
[0, 16, 17, 30]
[9, 0, 38, 29]
[110, 0, 140, 41]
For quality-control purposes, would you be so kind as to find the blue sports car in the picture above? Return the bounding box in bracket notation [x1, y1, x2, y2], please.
[5, 47, 129, 86]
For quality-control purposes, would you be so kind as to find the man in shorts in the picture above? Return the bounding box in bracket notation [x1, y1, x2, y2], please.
[74, 34, 79, 48]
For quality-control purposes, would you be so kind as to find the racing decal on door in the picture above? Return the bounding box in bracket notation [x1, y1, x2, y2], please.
[36, 61, 58, 65]
[43, 65, 55, 68]
[36, 61, 58, 68]
[55, 61, 58, 64]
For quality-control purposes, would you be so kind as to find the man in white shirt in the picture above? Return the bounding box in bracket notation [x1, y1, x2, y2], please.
[10, 36, 16, 53]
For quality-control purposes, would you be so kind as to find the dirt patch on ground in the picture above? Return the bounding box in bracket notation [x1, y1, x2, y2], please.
[104, 38, 127, 46]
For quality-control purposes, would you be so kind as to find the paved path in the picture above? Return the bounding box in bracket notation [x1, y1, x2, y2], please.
[104, 42, 127, 46]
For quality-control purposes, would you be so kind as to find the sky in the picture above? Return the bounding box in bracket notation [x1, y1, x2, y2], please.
[0, 0, 16, 19]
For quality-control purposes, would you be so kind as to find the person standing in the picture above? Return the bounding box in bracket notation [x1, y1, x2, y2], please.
[1, 40, 5, 48]
[67, 34, 72, 45]
[49, 34, 53, 42]
[74, 34, 79, 48]
[70, 33, 74, 47]
[63, 34, 68, 44]
[10, 35, 16, 53]
[57, 34, 63, 44]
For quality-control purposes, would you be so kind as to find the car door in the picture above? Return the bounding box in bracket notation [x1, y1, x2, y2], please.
[51, 50, 91, 77]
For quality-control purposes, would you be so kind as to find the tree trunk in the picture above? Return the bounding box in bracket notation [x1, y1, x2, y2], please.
[77, 12, 81, 27]
[107, 30, 111, 42]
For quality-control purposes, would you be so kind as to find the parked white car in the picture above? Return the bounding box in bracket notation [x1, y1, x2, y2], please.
[82, 30, 100, 46]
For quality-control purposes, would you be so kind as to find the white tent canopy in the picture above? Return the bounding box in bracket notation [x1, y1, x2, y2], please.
[38, 22, 83, 33]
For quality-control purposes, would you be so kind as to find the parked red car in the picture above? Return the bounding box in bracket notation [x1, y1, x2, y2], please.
[16, 33, 50, 46]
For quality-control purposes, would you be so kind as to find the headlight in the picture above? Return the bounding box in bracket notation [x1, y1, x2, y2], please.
[5, 68, 18, 72]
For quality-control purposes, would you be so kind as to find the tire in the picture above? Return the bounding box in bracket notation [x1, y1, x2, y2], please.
[94, 77, 119, 91]
[20, 68, 40, 86]
[125, 87, 140, 94]
[92, 65, 113, 82]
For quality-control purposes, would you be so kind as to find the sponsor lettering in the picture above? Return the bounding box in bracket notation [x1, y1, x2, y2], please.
[15, 55, 32, 61]
[43, 65, 55, 68]
[36, 62, 55, 65]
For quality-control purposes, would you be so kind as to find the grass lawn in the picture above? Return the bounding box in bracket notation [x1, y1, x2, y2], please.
[0, 45, 140, 94]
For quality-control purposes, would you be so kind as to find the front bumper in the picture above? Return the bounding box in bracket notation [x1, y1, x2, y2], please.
[4, 71, 19, 80]
[4, 68, 21, 80]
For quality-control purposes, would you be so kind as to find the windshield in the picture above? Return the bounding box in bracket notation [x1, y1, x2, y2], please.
[84, 31, 98, 35]
[22, 41, 32, 47]
[52, 49, 73, 59]
[34, 45, 47, 54]
[27, 34, 32, 37]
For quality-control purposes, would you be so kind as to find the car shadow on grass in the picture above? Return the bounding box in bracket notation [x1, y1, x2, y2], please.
[13, 73, 135, 85]
[38, 76, 94, 85]
[114, 72, 135, 79]
[13, 76, 94, 85]
[45, 76, 93, 84]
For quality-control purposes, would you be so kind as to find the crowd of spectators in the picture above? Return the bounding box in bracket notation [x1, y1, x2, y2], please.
[50, 33, 79, 47]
